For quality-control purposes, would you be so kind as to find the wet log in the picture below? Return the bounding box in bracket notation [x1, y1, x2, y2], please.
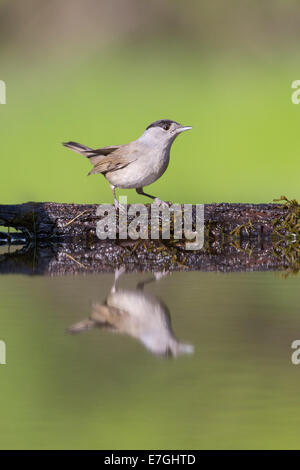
[0, 239, 293, 275]
[0, 201, 298, 275]
[0, 201, 294, 241]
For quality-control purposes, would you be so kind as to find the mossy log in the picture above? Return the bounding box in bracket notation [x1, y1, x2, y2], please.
[0, 239, 293, 275]
[0, 200, 299, 274]
[0, 201, 294, 241]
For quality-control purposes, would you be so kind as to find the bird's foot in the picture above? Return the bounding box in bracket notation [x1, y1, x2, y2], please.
[153, 198, 171, 209]
[114, 201, 127, 214]
[154, 270, 170, 281]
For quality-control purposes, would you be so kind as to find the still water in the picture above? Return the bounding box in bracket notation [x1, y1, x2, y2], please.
[0, 269, 299, 449]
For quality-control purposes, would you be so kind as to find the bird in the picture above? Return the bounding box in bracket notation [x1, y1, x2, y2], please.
[68, 267, 194, 358]
[63, 119, 192, 209]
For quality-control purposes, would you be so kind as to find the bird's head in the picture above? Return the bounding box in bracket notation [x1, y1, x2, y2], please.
[140, 119, 192, 146]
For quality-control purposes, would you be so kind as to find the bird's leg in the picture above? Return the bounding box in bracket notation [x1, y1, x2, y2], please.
[110, 184, 126, 213]
[137, 270, 170, 290]
[136, 187, 169, 207]
[110, 184, 119, 209]
[111, 266, 126, 293]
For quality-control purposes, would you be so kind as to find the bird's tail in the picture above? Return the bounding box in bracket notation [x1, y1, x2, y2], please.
[67, 318, 96, 334]
[63, 140, 119, 167]
[62, 141, 93, 157]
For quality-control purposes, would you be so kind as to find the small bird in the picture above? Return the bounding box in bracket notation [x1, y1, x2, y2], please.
[63, 119, 192, 209]
[68, 267, 194, 357]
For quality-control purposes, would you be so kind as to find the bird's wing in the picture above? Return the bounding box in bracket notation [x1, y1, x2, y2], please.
[84, 145, 120, 157]
[84, 145, 121, 166]
[88, 145, 138, 175]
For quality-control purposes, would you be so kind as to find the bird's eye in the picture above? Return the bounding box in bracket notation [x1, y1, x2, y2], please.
[163, 123, 171, 131]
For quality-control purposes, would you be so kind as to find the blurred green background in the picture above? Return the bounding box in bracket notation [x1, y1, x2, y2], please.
[1, 0, 300, 205]
[1, 0, 300, 451]
[0, 271, 300, 450]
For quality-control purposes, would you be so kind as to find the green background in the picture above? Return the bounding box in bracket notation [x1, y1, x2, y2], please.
[1, 0, 300, 451]
[1, 48, 300, 206]
[0, 271, 300, 450]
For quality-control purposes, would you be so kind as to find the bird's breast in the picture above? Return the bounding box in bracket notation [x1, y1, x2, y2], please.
[106, 146, 170, 189]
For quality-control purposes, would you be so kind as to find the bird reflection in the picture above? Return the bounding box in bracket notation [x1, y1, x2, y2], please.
[68, 268, 194, 358]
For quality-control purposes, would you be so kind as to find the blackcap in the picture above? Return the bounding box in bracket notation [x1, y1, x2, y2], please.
[63, 119, 192, 209]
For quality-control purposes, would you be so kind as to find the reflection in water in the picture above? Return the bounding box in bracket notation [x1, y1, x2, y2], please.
[68, 268, 194, 357]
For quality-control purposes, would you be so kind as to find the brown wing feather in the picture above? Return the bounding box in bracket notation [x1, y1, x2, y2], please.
[84, 145, 120, 166]
[85, 145, 120, 157]
[88, 146, 138, 175]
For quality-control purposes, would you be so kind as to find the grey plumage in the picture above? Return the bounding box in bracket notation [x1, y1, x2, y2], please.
[68, 268, 194, 358]
[63, 119, 192, 208]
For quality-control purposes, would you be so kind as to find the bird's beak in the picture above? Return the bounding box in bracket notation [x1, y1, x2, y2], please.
[176, 126, 192, 133]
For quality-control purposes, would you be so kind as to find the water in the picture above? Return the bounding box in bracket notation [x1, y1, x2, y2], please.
[0, 267, 300, 449]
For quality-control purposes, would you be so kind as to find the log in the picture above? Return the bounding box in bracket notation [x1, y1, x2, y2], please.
[0, 200, 296, 241]
[0, 200, 299, 275]
[0, 238, 293, 275]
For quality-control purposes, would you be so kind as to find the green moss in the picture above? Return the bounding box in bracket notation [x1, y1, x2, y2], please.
[270, 196, 300, 273]
[272, 195, 300, 240]
[229, 220, 254, 238]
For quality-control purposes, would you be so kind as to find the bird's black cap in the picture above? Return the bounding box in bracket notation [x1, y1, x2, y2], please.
[146, 119, 179, 130]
